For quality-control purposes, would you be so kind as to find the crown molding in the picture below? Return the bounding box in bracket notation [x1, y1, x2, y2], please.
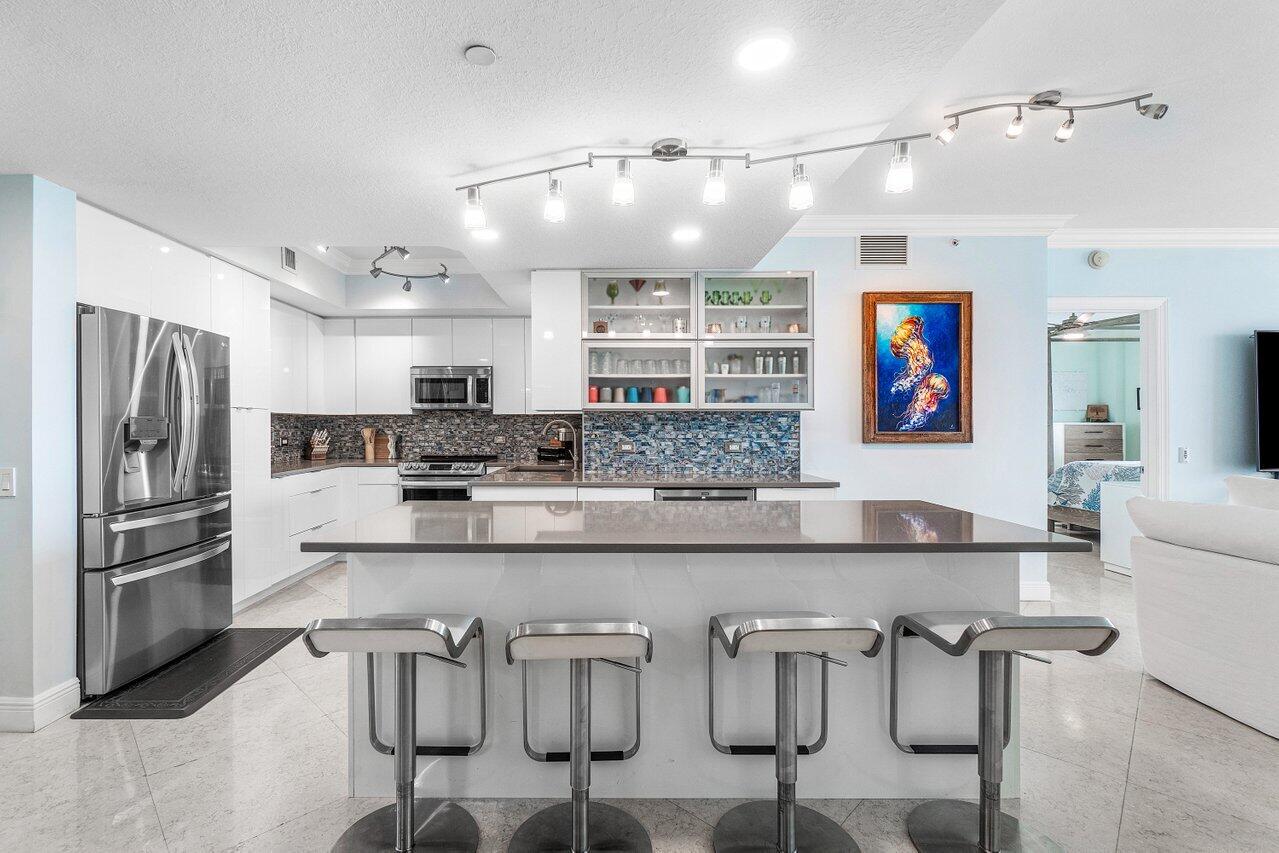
[788, 214, 1075, 237]
[1047, 228, 1279, 248]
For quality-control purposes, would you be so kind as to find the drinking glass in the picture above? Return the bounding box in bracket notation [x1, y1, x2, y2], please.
[589, 350, 601, 375]
[660, 359, 673, 375]
[601, 350, 614, 375]
[644, 359, 658, 374]
[758, 315, 773, 334]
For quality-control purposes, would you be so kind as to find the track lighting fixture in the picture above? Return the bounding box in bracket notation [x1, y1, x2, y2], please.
[884, 141, 913, 193]
[402, 279, 412, 292]
[702, 157, 726, 205]
[1136, 101, 1168, 120]
[369, 250, 450, 288]
[544, 176, 565, 223]
[1006, 108, 1024, 139]
[935, 119, 958, 145]
[463, 186, 486, 229]
[612, 158, 634, 206]
[395, 247, 410, 259]
[788, 161, 813, 211]
[369, 267, 381, 278]
[1055, 110, 1075, 143]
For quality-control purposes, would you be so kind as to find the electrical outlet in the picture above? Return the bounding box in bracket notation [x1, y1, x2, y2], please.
[0, 467, 14, 497]
[723, 441, 743, 453]
[1178, 447, 1191, 463]
[617, 440, 637, 453]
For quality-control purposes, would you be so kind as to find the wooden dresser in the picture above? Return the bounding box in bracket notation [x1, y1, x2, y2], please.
[1052, 422, 1126, 468]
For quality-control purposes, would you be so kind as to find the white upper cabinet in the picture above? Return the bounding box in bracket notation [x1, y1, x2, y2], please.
[322, 318, 356, 415]
[356, 317, 412, 414]
[306, 313, 325, 414]
[151, 241, 210, 329]
[492, 317, 527, 414]
[530, 269, 583, 411]
[270, 300, 309, 413]
[410, 318, 452, 365]
[239, 271, 271, 408]
[451, 318, 494, 365]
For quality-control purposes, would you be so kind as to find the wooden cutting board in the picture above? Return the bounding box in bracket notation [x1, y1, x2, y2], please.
[373, 432, 391, 460]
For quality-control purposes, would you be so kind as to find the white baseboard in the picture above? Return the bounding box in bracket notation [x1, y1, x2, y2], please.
[233, 554, 341, 614]
[1102, 562, 1133, 578]
[0, 677, 81, 732]
[1019, 580, 1052, 602]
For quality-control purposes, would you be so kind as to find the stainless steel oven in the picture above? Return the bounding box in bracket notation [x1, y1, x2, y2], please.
[410, 365, 492, 411]
[398, 456, 493, 501]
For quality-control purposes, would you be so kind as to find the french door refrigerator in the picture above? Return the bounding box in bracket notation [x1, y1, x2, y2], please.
[78, 305, 232, 696]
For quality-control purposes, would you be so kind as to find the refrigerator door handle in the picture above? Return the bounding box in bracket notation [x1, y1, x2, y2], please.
[170, 331, 194, 490]
[109, 537, 230, 586]
[107, 498, 231, 532]
[180, 332, 201, 487]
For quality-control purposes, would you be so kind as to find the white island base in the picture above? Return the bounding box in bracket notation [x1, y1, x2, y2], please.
[344, 549, 1024, 801]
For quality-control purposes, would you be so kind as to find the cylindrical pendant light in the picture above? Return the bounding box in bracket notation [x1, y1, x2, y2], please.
[463, 186, 486, 229]
[1055, 110, 1075, 143]
[935, 119, 959, 145]
[1006, 107, 1024, 139]
[884, 141, 913, 193]
[612, 158, 634, 206]
[788, 161, 813, 210]
[702, 157, 726, 205]
[544, 176, 566, 223]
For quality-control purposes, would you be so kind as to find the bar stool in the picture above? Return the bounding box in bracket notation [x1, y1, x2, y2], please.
[888, 611, 1119, 853]
[505, 619, 654, 853]
[302, 614, 486, 853]
[707, 610, 884, 853]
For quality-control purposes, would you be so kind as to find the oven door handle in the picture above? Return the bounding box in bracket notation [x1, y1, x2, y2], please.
[400, 480, 473, 489]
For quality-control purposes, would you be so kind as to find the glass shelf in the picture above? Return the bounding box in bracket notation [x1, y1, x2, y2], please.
[583, 341, 697, 409]
[699, 272, 813, 338]
[584, 272, 695, 338]
[700, 341, 813, 409]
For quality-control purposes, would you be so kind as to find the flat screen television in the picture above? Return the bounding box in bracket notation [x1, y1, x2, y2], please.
[1257, 331, 1279, 472]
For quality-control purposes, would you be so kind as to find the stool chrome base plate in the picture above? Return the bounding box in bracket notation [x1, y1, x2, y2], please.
[906, 800, 1062, 853]
[331, 800, 479, 852]
[712, 801, 861, 852]
[508, 801, 652, 852]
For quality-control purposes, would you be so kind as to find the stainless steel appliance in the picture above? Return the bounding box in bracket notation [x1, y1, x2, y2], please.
[398, 454, 497, 501]
[654, 488, 755, 501]
[410, 365, 492, 411]
[78, 305, 232, 696]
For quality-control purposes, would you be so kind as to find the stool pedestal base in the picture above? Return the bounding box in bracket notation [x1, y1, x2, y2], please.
[906, 800, 1062, 853]
[332, 799, 479, 852]
[712, 801, 860, 853]
[508, 801, 652, 853]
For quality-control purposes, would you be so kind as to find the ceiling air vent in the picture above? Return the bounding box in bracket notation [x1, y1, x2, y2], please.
[280, 247, 297, 273]
[857, 234, 909, 268]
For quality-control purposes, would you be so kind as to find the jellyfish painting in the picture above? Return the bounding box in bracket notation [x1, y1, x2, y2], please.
[888, 316, 934, 394]
[900, 372, 950, 431]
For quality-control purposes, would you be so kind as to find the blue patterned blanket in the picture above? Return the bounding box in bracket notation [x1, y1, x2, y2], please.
[1047, 461, 1143, 512]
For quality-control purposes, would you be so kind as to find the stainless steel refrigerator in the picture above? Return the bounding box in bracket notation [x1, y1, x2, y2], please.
[78, 305, 232, 696]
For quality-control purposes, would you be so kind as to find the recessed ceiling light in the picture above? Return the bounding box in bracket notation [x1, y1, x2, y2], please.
[159, 246, 170, 253]
[464, 45, 497, 66]
[671, 226, 701, 243]
[735, 34, 793, 72]
[472, 228, 499, 241]
[316, 245, 328, 253]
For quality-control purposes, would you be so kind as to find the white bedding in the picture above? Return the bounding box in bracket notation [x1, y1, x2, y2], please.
[1047, 460, 1143, 512]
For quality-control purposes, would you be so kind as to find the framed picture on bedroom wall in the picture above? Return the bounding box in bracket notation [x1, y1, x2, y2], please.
[862, 291, 972, 443]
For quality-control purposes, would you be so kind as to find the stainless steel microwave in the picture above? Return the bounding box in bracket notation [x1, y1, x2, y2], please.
[410, 365, 492, 411]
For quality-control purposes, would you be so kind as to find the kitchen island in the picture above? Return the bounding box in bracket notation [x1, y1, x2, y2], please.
[301, 499, 1088, 800]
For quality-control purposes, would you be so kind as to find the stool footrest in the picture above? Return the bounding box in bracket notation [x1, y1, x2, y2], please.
[723, 744, 820, 756]
[541, 748, 628, 762]
[908, 744, 978, 755]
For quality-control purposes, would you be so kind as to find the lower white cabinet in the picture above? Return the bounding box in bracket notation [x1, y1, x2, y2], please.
[576, 487, 653, 501]
[230, 408, 274, 605]
[358, 484, 401, 516]
[755, 488, 835, 501]
[470, 485, 578, 502]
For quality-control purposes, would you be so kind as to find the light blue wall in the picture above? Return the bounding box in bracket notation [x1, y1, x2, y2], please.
[1048, 247, 1279, 501]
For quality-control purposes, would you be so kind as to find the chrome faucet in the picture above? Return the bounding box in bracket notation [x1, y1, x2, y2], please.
[541, 419, 579, 468]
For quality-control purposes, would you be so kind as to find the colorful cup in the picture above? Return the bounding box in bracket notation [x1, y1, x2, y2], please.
[653, 386, 669, 403]
[626, 386, 640, 403]
[676, 385, 691, 403]
[640, 387, 654, 403]
[613, 387, 626, 403]
[588, 385, 599, 403]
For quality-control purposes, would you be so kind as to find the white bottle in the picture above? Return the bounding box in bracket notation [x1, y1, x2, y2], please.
[792, 350, 803, 373]
[753, 350, 764, 374]
[777, 351, 788, 373]
[764, 350, 775, 374]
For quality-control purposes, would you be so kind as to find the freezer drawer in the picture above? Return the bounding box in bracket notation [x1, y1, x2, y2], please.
[82, 493, 232, 569]
[82, 535, 232, 696]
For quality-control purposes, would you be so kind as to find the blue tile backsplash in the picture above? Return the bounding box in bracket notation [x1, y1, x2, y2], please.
[583, 411, 800, 477]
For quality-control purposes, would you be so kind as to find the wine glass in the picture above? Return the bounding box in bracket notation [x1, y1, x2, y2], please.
[628, 278, 646, 305]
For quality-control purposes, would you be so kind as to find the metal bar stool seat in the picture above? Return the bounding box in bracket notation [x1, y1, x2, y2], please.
[890, 610, 1119, 853]
[708, 610, 884, 853]
[505, 619, 654, 853]
[303, 614, 484, 853]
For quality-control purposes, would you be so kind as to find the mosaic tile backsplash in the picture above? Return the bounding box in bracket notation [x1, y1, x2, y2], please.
[582, 411, 800, 477]
[270, 413, 582, 464]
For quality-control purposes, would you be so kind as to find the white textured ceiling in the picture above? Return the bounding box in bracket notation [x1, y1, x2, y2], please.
[821, 0, 1279, 229]
[0, 0, 1005, 311]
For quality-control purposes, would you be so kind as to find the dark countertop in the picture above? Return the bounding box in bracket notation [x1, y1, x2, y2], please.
[271, 458, 398, 478]
[472, 470, 839, 489]
[301, 499, 1090, 554]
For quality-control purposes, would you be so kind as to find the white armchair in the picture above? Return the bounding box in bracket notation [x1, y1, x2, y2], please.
[1127, 476, 1279, 738]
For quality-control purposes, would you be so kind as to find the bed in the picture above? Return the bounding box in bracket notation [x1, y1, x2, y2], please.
[1047, 460, 1144, 531]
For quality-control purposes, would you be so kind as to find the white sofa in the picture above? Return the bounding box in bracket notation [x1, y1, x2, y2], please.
[1127, 476, 1279, 738]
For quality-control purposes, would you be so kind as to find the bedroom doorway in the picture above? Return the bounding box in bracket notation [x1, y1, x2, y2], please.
[1046, 296, 1170, 574]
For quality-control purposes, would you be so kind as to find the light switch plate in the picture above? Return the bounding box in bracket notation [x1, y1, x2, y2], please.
[1177, 447, 1191, 464]
[723, 441, 743, 453]
[617, 440, 637, 453]
[0, 467, 15, 497]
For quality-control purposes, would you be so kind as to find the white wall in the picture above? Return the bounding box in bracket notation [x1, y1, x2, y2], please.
[0, 176, 80, 730]
[758, 235, 1050, 595]
[1049, 247, 1279, 501]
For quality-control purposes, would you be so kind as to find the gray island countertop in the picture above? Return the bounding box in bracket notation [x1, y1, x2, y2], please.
[301, 499, 1089, 554]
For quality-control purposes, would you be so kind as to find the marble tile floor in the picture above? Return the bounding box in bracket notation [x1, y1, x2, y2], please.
[3, 550, 1277, 851]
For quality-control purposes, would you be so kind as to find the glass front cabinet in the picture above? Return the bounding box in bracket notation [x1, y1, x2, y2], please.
[698, 272, 813, 340]
[700, 340, 814, 409]
[582, 272, 696, 340]
[583, 340, 697, 410]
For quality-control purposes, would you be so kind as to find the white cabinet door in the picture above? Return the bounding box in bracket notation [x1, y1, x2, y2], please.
[755, 488, 836, 501]
[358, 484, 401, 516]
[577, 487, 653, 501]
[492, 317, 528, 414]
[306, 313, 325, 414]
[524, 318, 533, 412]
[270, 300, 309, 412]
[231, 408, 275, 605]
[240, 272, 272, 409]
[470, 485, 578, 502]
[356, 318, 412, 413]
[209, 259, 243, 402]
[451, 319, 494, 365]
[323, 318, 356, 415]
[75, 202, 152, 315]
[530, 270, 583, 410]
[410, 318, 452, 365]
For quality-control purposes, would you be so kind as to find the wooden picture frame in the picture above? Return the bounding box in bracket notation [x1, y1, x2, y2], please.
[862, 291, 972, 443]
